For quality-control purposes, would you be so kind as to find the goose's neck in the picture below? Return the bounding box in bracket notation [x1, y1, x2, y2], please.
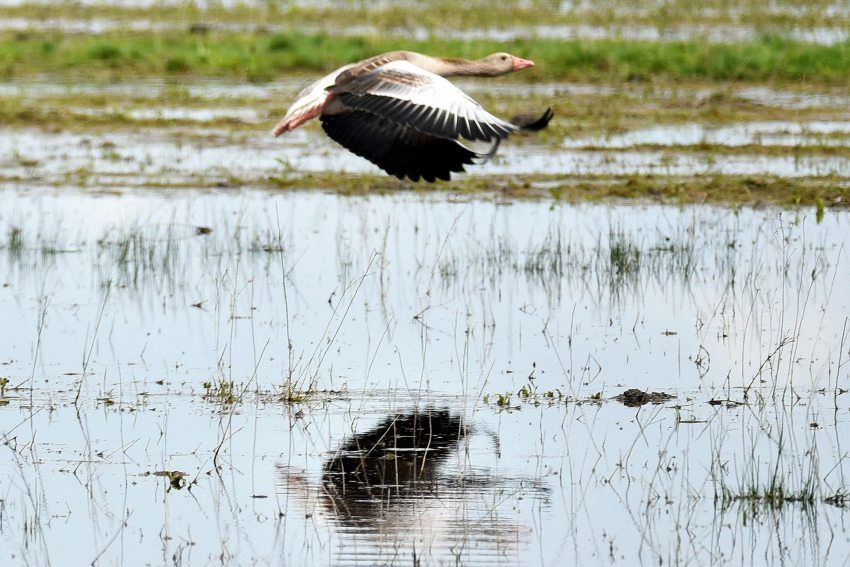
[411, 54, 497, 77]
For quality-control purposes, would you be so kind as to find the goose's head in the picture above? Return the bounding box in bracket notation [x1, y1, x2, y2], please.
[481, 52, 535, 75]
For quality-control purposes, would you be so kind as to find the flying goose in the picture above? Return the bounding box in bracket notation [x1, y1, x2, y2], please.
[273, 50, 550, 182]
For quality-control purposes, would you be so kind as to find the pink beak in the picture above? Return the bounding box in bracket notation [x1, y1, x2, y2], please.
[511, 56, 535, 71]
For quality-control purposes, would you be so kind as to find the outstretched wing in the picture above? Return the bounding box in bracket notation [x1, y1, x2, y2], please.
[328, 60, 517, 142]
[320, 111, 499, 182]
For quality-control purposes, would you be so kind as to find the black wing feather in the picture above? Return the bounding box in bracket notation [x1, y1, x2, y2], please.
[321, 111, 484, 182]
[334, 93, 514, 142]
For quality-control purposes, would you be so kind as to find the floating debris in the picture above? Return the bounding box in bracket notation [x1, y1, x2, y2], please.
[148, 470, 189, 490]
[708, 398, 747, 408]
[614, 388, 675, 407]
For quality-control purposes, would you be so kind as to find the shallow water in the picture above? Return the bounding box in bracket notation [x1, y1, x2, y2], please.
[1, 187, 847, 393]
[3, 15, 848, 45]
[0, 186, 848, 565]
[64, 104, 267, 125]
[565, 121, 850, 149]
[4, 126, 850, 186]
[6, 78, 850, 113]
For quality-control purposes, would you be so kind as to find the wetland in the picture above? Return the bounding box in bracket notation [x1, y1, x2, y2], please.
[1, 1, 849, 565]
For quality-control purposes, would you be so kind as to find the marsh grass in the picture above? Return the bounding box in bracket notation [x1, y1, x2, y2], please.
[97, 225, 181, 290]
[439, 220, 708, 300]
[523, 229, 566, 278]
[1, 0, 845, 34]
[202, 380, 240, 405]
[249, 229, 285, 254]
[4, 83, 849, 139]
[1, 223, 73, 270]
[484, 376, 570, 411]
[6, 226, 23, 261]
[713, 413, 823, 514]
[608, 229, 642, 287]
[2, 30, 850, 84]
[0, 376, 9, 406]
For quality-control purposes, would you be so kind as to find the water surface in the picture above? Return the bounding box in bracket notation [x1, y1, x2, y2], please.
[1, 186, 848, 565]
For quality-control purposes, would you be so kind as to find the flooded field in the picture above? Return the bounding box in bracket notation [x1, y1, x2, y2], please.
[1, 188, 848, 565]
[2, 0, 850, 565]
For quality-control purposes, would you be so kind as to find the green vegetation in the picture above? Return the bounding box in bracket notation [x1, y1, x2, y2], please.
[6, 227, 23, 261]
[484, 379, 617, 411]
[719, 481, 817, 510]
[0, 376, 9, 406]
[1, 30, 849, 84]
[202, 380, 240, 405]
[609, 231, 642, 276]
[1, 0, 846, 32]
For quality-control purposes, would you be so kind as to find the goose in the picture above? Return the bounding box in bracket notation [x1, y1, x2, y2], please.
[272, 50, 549, 182]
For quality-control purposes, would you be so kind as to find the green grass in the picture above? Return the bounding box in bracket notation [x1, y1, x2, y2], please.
[1, 0, 846, 30]
[2, 30, 850, 84]
[609, 231, 642, 276]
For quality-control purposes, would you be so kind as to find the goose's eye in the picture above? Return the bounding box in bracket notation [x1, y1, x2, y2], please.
[501, 55, 508, 60]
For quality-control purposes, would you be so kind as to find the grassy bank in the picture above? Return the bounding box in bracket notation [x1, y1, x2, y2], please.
[2, 29, 849, 84]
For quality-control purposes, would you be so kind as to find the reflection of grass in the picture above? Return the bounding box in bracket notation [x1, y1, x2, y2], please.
[3, 31, 850, 84]
[249, 229, 285, 254]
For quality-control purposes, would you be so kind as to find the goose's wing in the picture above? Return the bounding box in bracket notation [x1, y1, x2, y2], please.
[328, 60, 517, 142]
[332, 50, 413, 84]
[320, 111, 498, 182]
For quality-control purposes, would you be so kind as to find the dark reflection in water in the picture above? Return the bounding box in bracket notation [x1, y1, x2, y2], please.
[322, 409, 465, 522]
[278, 408, 549, 565]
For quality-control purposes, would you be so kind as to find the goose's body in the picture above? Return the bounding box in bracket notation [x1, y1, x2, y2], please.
[273, 51, 544, 182]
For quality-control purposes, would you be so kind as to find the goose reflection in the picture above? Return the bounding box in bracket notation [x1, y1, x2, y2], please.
[278, 408, 547, 564]
[321, 408, 464, 522]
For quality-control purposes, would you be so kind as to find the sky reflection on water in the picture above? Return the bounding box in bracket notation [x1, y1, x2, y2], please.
[0, 186, 848, 565]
